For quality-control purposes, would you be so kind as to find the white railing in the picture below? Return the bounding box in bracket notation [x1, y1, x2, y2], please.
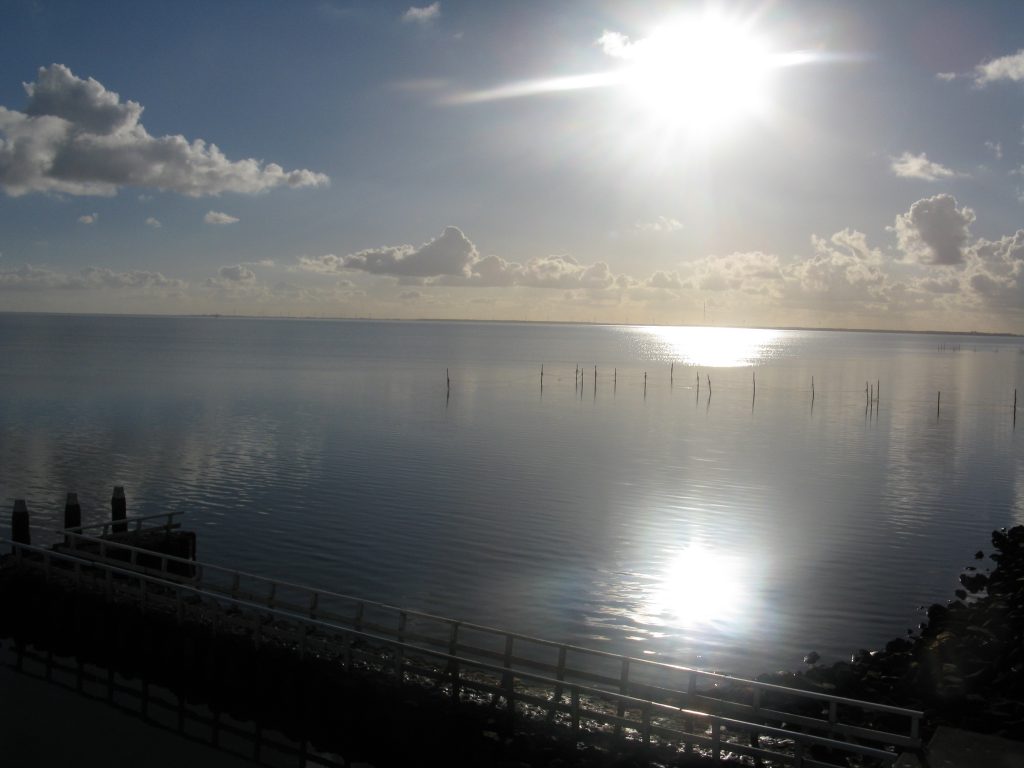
[1, 536, 922, 766]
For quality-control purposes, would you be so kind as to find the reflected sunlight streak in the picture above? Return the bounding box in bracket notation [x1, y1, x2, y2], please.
[641, 545, 751, 633]
[640, 326, 783, 367]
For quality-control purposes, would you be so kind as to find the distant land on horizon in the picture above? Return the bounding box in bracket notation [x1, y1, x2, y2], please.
[1, 310, 1021, 339]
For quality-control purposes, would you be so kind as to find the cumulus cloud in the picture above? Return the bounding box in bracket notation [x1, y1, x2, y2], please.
[646, 270, 685, 290]
[986, 141, 1003, 160]
[0, 263, 184, 291]
[299, 226, 627, 294]
[962, 230, 1024, 307]
[217, 264, 256, 283]
[973, 49, 1024, 85]
[891, 194, 976, 265]
[402, 3, 440, 23]
[300, 226, 477, 278]
[890, 151, 959, 181]
[205, 210, 239, 225]
[145, 216, 161, 228]
[597, 31, 636, 60]
[77, 212, 97, 224]
[0, 64, 329, 197]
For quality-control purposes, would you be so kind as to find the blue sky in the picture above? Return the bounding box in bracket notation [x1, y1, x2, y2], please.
[2, 0, 1024, 331]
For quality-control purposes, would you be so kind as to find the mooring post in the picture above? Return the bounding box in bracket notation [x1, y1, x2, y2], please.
[111, 486, 127, 534]
[937, 391, 941, 418]
[64, 492, 82, 545]
[12, 499, 30, 548]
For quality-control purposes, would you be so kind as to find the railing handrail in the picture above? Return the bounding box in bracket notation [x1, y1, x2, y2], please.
[7, 532, 924, 730]
[57, 510, 184, 535]
[0, 536, 911, 764]
[0, 540, 925, 765]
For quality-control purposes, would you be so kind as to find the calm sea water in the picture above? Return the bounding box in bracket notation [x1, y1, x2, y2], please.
[1, 313, 1021, 674]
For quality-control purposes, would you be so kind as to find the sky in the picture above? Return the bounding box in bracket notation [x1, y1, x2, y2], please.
[2, 0, 1024, 332]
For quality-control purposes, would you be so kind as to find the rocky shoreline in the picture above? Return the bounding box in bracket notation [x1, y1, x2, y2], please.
[756, 525, 1024, 742]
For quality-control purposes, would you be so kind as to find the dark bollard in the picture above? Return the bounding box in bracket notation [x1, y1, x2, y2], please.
[64, 492, 82, 531]
[64, 492, 82, 547]
[12, 499, 30, 548]
[111, 486, 127, 534]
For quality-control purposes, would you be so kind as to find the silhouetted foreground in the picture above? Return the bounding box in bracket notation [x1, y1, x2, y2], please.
[756, 526, 1024, 739]
[2, 525, 1022, 766]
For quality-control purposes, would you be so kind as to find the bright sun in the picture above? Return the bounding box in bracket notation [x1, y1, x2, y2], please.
[607, 11, 777, 139]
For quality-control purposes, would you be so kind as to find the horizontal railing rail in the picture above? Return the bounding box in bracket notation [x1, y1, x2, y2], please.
[59, 511, 184, 537]
[1, 535, 921, 764]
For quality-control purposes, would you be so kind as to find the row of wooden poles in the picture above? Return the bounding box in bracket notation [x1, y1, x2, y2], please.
[9, 486, 128, 547]
[448, 365, 1019, 420]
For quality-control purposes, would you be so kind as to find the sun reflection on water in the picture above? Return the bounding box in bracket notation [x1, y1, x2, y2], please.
[639, 544, 752, 633]
[638, 326, 784, 367]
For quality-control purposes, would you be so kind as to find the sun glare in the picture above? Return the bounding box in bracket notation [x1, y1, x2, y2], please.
[643, 545, 750, 631]
[640, 326, 783, 367]
[613, 11, 777, 139]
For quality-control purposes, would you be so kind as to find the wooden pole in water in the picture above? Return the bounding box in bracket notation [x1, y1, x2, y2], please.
[64, 492, 81, 532]
[643, 371, 647, 397]
[1014, 388, 1017, 427]
[811, 376, 815, 400]
[707, 374, 711, 394]
[671, 363, 674, 386]
[937, 391, 941, 418]
[11, 499, 30, 547]
[112, 486, 127, 534]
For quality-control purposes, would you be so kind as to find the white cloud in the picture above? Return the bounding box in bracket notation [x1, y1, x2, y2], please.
[402, 3, 440, 24]
[0, 64, 329, 197]
[974, 49, 1024, 85]
[77, 212, 97, 224]
[936, 72, 958, 82]
[963, 230, 1024, 308]
[145, 216, 161, 228]
[217, 264, 256, 283]
[205, 210, 239, 225]
[300, 226, 477, 277]
[986, 141, 1003, 160]
[890, 151, 959, 181]
[891, 194, 976, 265]
[634, 216, 683, 233]
[597, 31, 635, 60]
[299, 226, 626, 294]
[0, 263, 184, 291]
